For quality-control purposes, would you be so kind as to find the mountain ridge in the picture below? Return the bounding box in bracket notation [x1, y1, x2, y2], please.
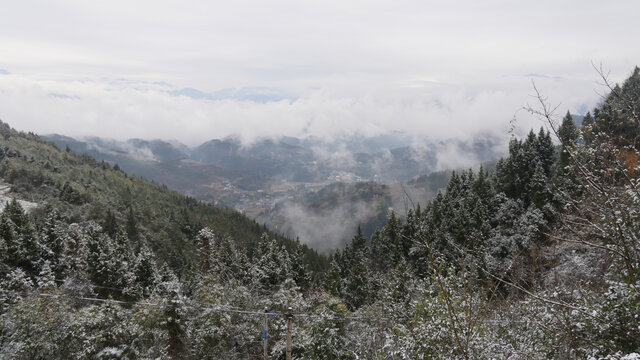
[43, 132, 505, 249]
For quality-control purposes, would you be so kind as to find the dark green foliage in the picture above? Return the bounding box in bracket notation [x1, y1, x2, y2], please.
[253, 234, 293, 291]
[582, 111, 594, 128]
[59, 181, 84, 204]
[0, 200, 39, 273]
[194, 227, 214, 274]
[495, 128, 555, 209]
[351, 225, 366, 251]
[369, 212, 403, 273]
[290, 240, 312, 290]
[328, 126, 560, 304]
[591, 67, 640, 147]
[558, 111, 580, 169]
[323, 259, 342, 297]
[582, 111, 595, 144]
[102, 209, 120, 239]
[165, 285, 186, 359]
[38, 210, 65, 277]
[125, 206, 139, 244]
[558, 111, 580, 146]
[343, 249, 369, 309]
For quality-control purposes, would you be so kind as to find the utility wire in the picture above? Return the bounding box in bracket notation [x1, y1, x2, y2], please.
[0, 288, 269, 316]
[0, 287, 408, 322]
[0, 287, 521, 325]
[1, 267, 526, 324]
[1, 270, 412, 321]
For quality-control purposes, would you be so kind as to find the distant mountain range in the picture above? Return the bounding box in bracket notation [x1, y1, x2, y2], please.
[44, 132, 504, 249]
[46, 133, 503, 186]
[168, 86, 295, 103]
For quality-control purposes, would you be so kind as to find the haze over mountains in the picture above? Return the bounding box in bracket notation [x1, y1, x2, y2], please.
[45, 131, 503, 250]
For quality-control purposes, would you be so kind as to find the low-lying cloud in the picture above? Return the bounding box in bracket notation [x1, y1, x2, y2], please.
[279, 201, 376, 252]
[0, 71, 602, 149]
[83, 139, 157, 163]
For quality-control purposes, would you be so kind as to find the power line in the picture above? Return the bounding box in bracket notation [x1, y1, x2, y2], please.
[1, 269, 529, 327]
[1, 269, 410, 321]
[0, 287, 410, 322]
[0, 288, 523, 325]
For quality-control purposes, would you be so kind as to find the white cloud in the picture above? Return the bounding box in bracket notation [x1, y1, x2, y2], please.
[82, 139, 157, 162]
[279, 200, 375, 252]
[0, 70, 608, 146]
[0, 1, 637, 145]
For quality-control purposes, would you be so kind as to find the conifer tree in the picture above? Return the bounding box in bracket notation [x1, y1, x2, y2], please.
[39, 210, 65, 276]
[369, 229, 385, 273]
[211, 233, 251, 284]
[592, 66, 640, 147]
[125, 207, 140, 245]
[324, 259, 343, 297]
[582, 111, 595, 143]
[254, 234, 292, 291]
[289, 242, 311, 290]
[472, 165, 492, 201]
[0, 199, 39, 273]
[194, 227, 216, 274]
[557, 111, 580, 170]
[162, 279, 187, 359]
[59, 223, 93, 297]
[527, 159, 551, 209]
[102, 209, 119, 239]
[131, 244, 160, 298]
[383, 211, 403, 268]
[37, 261, 56, 289]
[344, 249, 369, 309]
[352, 225, 366, 252]
[535, 127, 555, 175]
[379, 259, 414, 308]
[401, 209, 419, 258]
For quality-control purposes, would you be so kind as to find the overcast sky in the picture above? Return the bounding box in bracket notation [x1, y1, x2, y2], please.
[0, 0, 639, 146]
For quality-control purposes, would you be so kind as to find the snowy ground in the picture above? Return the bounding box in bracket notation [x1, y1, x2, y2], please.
[0, 182, 38, 212]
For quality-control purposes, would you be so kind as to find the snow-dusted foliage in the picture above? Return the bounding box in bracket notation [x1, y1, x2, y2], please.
[2, 68, 640, 358]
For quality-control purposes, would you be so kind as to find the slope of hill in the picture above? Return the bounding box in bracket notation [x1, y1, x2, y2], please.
[0, 122, 327, 272]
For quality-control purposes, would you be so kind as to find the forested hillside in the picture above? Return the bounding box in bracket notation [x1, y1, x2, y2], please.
[0, 123, 326, 269]
[1, 68, 640, 359]
[322, 68, 640, 358]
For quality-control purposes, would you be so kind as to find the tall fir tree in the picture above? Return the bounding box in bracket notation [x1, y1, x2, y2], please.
[557, 111, 580, 171]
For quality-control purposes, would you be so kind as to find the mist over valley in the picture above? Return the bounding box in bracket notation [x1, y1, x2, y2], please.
[44, 131, 502, 250]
